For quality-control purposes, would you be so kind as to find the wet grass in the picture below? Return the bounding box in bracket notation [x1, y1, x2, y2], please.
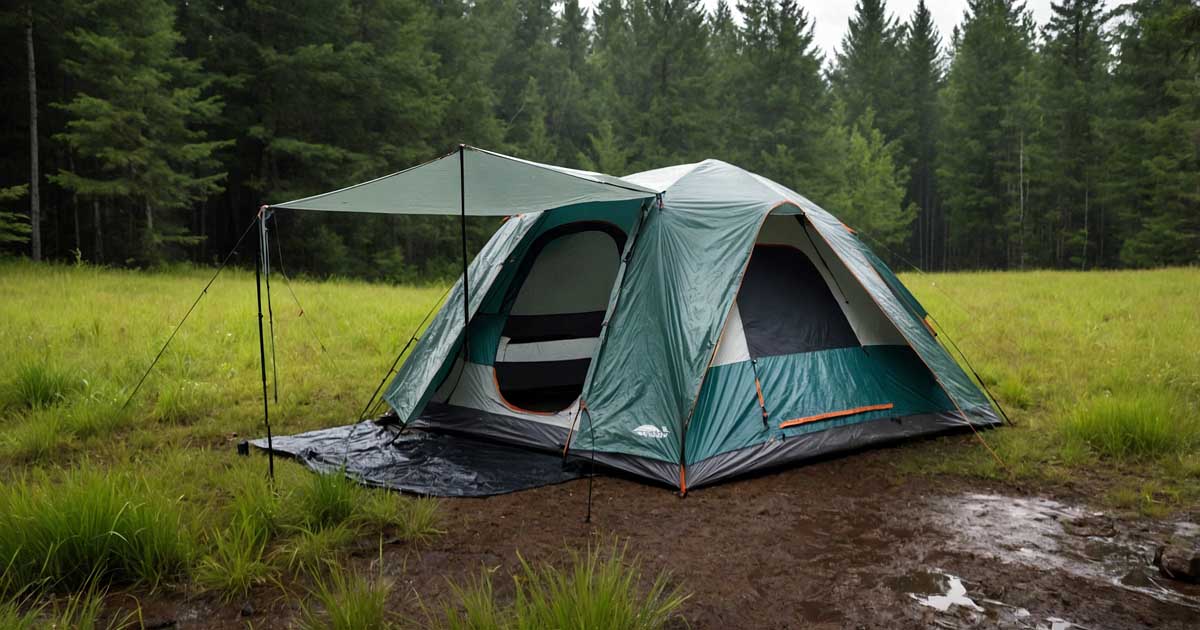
[436, 540, 689, 630]
[1, 260, 1196, 618]
[897, 267, 1200, 515]
[299, 562, 397, 630]
[0, 466, 194, 594]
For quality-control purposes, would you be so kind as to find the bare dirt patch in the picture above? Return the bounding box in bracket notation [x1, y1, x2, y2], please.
[138, 447, 1199, 629]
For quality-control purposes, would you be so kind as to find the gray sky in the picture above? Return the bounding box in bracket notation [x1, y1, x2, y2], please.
[581, 1, 1088, 60]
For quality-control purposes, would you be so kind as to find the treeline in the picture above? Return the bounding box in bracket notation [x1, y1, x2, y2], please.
[1, 0, 1197, 279]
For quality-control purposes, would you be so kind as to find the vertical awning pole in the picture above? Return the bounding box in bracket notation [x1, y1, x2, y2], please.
[255, 206, 275, 482]
[459, 145, 470, 357]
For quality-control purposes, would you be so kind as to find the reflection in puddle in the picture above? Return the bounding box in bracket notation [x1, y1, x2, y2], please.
[930, 493, 1200, 610]
[905, 571, 983, 612]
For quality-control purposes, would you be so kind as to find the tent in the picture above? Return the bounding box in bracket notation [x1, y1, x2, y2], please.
[270, 146, 1000, 493]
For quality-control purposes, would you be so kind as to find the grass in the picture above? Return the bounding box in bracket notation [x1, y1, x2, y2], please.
[1061, 391, 1198, 460]
[1, 260, 1197, 619]
[3, 361, 82, 409]
[436, 540, 689, 630]
[299, 562, 396, 630]
[0, 466, 194, 595]
[195, 511, 275, 601]
[895, 267, 1200, 510]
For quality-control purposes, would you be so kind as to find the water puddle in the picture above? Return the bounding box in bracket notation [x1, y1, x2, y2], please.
[929, 494, 1200, 611]
[899, 570, 983, 612]
[892, 568, 1069, 628]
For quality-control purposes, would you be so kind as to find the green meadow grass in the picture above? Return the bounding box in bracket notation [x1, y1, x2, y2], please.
[898, 267, 1200, 513]
[0, 260, 1197, 619]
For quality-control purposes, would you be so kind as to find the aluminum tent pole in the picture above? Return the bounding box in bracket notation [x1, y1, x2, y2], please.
[459, 145, 470, 359]
[255, 207, 275, 482]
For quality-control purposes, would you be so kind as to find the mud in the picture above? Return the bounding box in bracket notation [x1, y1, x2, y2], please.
[132, 447, 1199, 629]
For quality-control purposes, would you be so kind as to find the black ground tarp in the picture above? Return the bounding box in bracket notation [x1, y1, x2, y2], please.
[248, 421, 586, 497]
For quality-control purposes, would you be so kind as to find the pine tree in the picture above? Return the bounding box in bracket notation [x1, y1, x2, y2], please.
[1035, 0, 1110, 269]
[897, 0, 943, 269]
[49, 0, 227, 264]
[832, 0, 905, 141]
[0, 185, 32, 250]
[738, 0, 826, 183]
[808, 104, 915, 255]
[511, 77, 558, 162]
[1104, 0, 1200, 267]
[937, 0, 1037, 268]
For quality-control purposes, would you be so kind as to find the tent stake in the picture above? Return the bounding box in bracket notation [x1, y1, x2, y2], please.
[255, 207, 275, 482]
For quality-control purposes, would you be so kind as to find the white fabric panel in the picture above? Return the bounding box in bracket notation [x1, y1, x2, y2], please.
[498, 337, 598, 363]
[511, 231, 620, 316]
[756, 216, 907, 347]
[711, 303, 750, 366]
[447, 362, 579, 428]
[271, 146, 655, 215]
[430, 357, 464, 404]
[622, 163, 701, 192]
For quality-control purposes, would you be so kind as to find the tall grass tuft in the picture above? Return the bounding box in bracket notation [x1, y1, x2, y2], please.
[4, 361, 80, 409]
[195, 512, 275, 602]
[359, 493, 442, 543]
[297, 470, 362, 530]
[43, 578, 138, 630]
[1061, 391, 1199, 460]
[278, 523, 358, 577]
[299, 564, 395, 630]
[0, 596, 41, 629]
[1, 414, 67, 463]
[438, 540, 689, 630]
[0, 467, 195, 594]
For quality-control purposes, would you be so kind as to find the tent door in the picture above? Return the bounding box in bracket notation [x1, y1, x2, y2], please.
[494, 223, 626, 412]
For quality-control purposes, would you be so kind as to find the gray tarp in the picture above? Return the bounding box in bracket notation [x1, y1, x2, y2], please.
[249, 422, 585, 497]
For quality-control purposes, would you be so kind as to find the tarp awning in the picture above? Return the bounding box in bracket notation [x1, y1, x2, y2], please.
[269, 145, 658, 215]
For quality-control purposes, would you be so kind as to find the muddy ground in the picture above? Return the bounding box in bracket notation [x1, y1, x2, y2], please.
[139, 443, 1199, 629]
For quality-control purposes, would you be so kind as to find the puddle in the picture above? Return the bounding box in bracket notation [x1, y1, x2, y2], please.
[902, 571, 983, 612]
[930, 494, 1200, 611]
[890, 568, 1073, 628]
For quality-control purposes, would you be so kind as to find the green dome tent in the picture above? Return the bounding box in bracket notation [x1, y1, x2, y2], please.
[271, 146, 1000, 493]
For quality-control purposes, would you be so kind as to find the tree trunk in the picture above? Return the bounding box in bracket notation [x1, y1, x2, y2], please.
[26, 4, 41, 261]
[69, 153, 80, 255]
[93, 199, 103, 262]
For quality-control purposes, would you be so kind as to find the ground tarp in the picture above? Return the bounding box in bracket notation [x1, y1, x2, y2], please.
[249, 422, 585, 497]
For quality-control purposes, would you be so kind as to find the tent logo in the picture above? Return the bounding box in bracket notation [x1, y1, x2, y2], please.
[633, 424, 670, 439]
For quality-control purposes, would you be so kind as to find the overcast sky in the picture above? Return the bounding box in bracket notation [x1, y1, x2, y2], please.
[580, 1, 1095, 60]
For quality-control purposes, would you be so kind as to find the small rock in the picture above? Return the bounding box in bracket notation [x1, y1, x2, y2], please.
[240, 602, 255, 617]
[1063, 515, 1116, 538]
[1153, 544, 1200, 582]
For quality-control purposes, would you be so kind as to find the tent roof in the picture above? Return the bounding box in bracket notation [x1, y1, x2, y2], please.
[269, 145, 657, 216]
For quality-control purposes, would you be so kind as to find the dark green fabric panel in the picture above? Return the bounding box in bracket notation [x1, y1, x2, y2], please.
[577, 163, 785, 464]
[465, 314, 506, 365]
[684, 346, 956, 464]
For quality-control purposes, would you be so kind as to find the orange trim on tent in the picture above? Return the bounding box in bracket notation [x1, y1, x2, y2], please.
[778, 403, 894, 429]
[679, 465, 687, 495]
[922, 316, 938, 337]
[491, 367, 559, 416]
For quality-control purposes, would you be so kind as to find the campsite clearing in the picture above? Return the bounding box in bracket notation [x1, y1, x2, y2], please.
[1, 262, 1198, 626]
